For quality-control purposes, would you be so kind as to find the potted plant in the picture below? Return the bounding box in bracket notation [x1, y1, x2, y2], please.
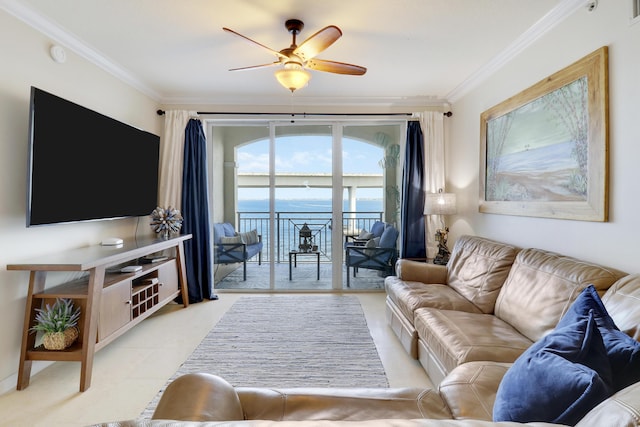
[30, 298, 81, 350]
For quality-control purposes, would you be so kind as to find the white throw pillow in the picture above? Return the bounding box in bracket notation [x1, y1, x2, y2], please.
[364, 237, 380, 256]
[358, 229, 373, 240]
[220, 235, 242, 245]
[239, 229, 259, 245]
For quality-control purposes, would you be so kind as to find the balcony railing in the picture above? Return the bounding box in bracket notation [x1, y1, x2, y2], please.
[236, 211, 383, 263]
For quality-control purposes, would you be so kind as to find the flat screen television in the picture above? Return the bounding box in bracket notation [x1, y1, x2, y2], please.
[27, 87, 160, 226]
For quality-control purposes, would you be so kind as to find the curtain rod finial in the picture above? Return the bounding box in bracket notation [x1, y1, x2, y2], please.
[157, 109, 165, 116]
[444, 111, 452, 117]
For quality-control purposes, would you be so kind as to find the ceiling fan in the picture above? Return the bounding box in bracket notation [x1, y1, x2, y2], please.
[222, 19, 367, 92]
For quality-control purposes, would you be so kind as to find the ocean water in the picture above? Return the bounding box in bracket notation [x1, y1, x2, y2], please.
[236, 199, 384, 261]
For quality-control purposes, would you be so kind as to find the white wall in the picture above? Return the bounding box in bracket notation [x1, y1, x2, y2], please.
[0, 11, 161, 390]
[448, 1, 640, 273]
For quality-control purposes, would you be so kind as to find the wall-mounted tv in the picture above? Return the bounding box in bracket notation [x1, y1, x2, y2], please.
[27, 87, 160, 226]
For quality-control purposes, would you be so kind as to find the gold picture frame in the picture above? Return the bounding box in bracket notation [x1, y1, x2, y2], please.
[479, 46, 609, 221]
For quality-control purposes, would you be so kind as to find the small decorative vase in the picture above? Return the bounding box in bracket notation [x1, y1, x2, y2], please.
[42, 327, 79, 350]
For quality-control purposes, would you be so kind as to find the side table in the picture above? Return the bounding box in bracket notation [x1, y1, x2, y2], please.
[288, 251, 320, 280]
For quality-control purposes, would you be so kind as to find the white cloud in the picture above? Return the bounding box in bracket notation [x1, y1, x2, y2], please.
[237, 151, 269, 172]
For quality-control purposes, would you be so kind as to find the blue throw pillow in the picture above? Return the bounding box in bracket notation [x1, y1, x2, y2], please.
[370, 221, 385, 237]
[493, 311, 612, 426]
[558, 285, 640, 391]
[378, 226, 398, 249]
[222, 222, 236, 237]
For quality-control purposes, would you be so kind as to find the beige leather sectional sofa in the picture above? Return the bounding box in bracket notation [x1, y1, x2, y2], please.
[93, 235, 640, 426]
[93, 368, 640, 426]
[385, 235, 629, 385]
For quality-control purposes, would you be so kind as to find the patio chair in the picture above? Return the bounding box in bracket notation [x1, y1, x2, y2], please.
[345, 225, 399, 287]
[213, 223, 263, 281]
[344, 220, 387, 247]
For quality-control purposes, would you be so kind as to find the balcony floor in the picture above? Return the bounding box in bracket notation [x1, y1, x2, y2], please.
[215, 261, 386, 291]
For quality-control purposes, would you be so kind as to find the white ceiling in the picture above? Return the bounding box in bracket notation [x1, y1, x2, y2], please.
[3, 0, 588, 107]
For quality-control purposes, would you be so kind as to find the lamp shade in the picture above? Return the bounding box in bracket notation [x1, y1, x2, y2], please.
[424, 191, 457, 215]
[275, 63, 311, 92]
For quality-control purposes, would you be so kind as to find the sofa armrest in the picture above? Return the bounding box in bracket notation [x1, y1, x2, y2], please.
[152, 373, 243, 421]
[151, 373, 453, 422]
[396, 259, 448, 284]
[214, 242, 247, 263]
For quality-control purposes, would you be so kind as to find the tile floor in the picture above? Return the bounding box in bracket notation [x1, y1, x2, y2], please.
[0, 292, 432, 427]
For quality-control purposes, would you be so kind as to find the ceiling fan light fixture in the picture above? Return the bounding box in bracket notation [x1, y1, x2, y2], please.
[275, 63, 311, 92]
[224, 19, 364, 92]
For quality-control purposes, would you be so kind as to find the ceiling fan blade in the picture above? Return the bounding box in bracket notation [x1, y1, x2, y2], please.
[223, 27, 288, 60]
[228, 62, 280, 72]
[294, 25, 342, 61]
[306, 59, 367, 75]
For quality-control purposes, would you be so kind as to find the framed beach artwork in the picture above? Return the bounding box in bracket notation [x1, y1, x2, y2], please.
[479, 46, 609, 221]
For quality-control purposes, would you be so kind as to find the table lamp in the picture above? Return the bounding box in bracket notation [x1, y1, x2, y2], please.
[424, 189, 457, 265]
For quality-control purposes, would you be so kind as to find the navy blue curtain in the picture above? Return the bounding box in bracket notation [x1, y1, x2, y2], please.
[400, 121, 426, 259]
[180, 119, 214, 303]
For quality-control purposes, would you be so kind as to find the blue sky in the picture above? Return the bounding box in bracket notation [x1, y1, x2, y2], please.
[237, 136, 385, 199]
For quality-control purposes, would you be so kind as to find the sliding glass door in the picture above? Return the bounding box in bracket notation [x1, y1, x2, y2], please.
[210, 120, 403, 291]
[272, 125, 333, 289]
[342, 124, 402, 289]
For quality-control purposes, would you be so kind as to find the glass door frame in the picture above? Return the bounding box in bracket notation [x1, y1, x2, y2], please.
[206, 117, 407, 292]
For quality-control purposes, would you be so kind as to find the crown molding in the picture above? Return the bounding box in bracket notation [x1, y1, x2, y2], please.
[0, 0, 162, 101]
[446, 0, 588, 103]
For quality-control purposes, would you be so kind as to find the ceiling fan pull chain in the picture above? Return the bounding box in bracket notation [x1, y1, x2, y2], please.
[290, 92, 296, 123]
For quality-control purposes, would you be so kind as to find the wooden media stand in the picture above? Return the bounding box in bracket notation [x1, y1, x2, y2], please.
[7, 234, 191, 392]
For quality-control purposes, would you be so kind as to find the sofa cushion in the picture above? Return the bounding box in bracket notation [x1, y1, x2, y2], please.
[386, 278, 482, 323]
[494, 248, 625, 343]
[602, 274, 640, 341]
[445, 235, 518, 314]
[575, 380, 640, 427]
[559, 285, 640, 392]
[414, 308, 532, 375]
[245, 241, 263, 259]
[493, 311, 613, 426]
[438, 361, 511, 421]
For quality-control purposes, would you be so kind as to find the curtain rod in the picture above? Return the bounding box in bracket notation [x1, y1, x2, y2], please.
[156, 110, 452, 117]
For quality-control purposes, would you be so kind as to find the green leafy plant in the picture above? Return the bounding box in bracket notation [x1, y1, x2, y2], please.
[30, 298, 81, 334]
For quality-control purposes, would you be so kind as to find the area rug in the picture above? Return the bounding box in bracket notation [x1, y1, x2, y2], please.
[141, 295, 388, 418]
